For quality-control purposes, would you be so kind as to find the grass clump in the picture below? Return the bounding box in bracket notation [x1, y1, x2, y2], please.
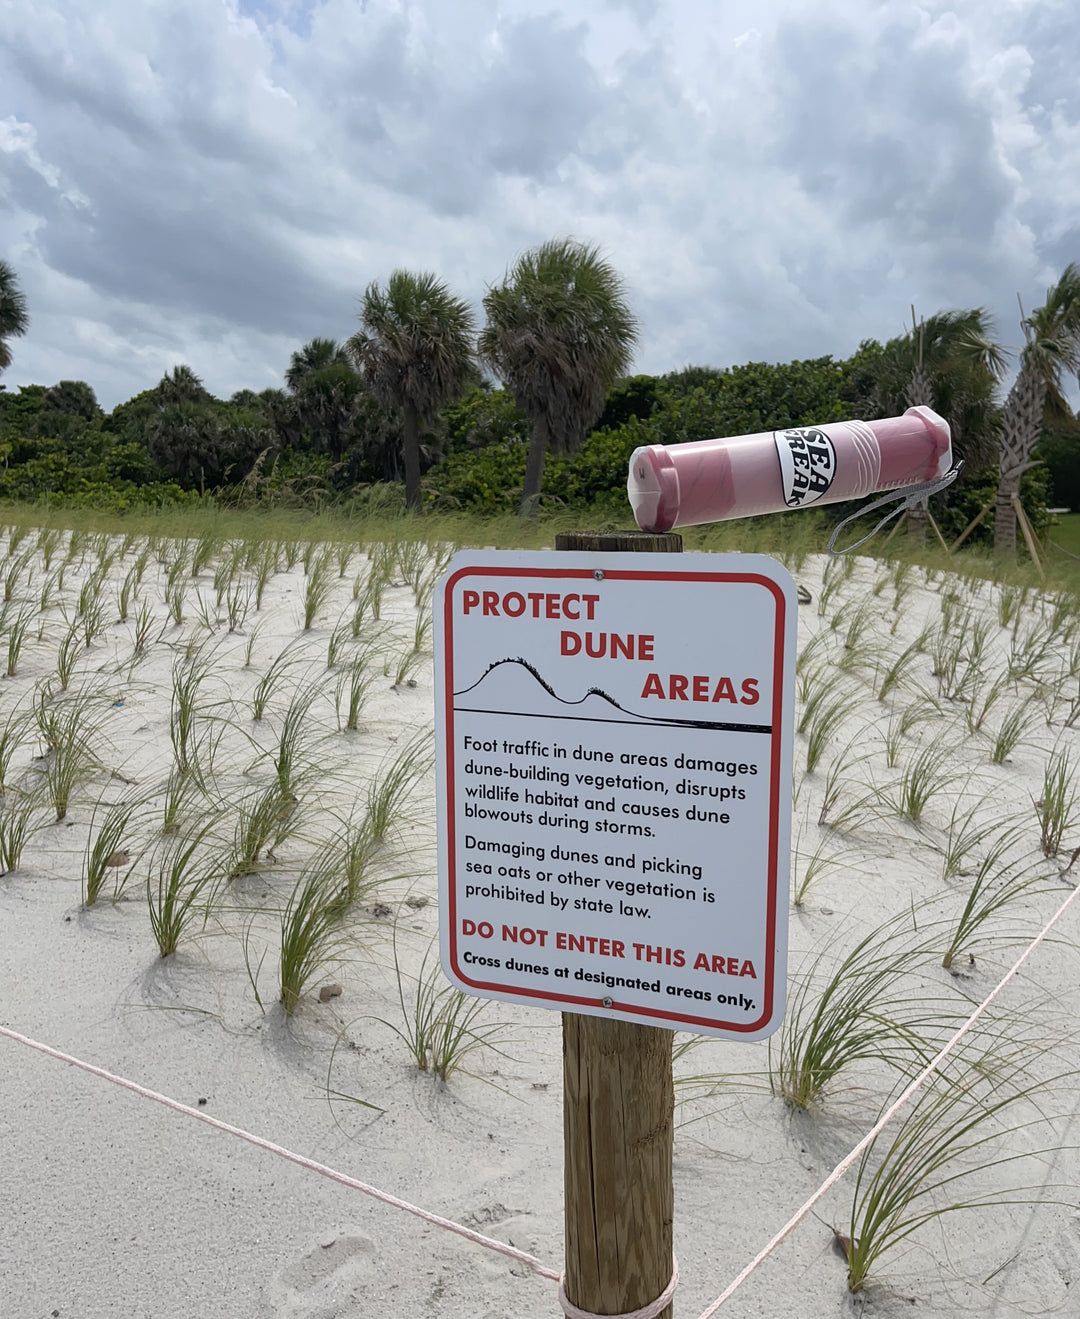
[843, 1045, 1072, 1293]
[226, 781, 300, 878]
[365, 730, 433, 843]
[278, 855, 348, 1015]
[380, 934, 507, 1082]
[0, 790, 43, 875]
[941, 829, 1043, 970]
[772, 916, 945, 1111]
[147, 828, 220, 957]
[891, 740, 958, 825]
[1035, 749, 1077, 859]
[84, 795, 142, 905]
[302, 550, 335, 630]
[990, 699, 1037, 765]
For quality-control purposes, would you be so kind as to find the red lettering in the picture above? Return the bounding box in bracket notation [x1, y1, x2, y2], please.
[503, 591, 526, 617]
[585, 632, 606, 658]
[462, 590, 480, 614]
[502, 925, 548, 947]
[692, 952, 754, 975]
[692, 675, 708, 701]
[545, 593, 561, 619]
[583, 594, 600, 620]
[528, 592, 544, 616]
[564, 593, 580, 620]
[561, 630, 582, 656]
[712, 676, 737, 703]
[611, 633, 633, 660]
[741, 678, 759, 705]
[669, 674, 688, 700]
[482, 591, 499, 616]
[641, 673, 664, 698]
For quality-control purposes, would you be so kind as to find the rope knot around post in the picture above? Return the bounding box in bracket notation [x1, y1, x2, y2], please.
[559, 1257, 679, 1319]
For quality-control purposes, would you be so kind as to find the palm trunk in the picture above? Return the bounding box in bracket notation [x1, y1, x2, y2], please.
[520, 415, 549, 516]
[903, 361, 935, 544]
[994, 367, 1044, 558]
[403, 401, 422, 513]
[992, 471, 1021, 558]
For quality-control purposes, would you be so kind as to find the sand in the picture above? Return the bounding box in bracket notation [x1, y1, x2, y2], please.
[2, 528, 1080, 1319]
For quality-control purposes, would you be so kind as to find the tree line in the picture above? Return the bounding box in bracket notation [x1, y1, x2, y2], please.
[1, 247, 1078, 556]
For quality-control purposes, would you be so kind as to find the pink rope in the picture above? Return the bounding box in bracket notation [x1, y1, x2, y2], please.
[4, 879, 1076, 1318]
[559, 1258, 678, 1319]
[0, 1023, 560, 1283]
[694, 878, 1080, 1318]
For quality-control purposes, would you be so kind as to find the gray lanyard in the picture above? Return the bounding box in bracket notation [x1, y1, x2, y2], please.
[826, 460, 965, 555]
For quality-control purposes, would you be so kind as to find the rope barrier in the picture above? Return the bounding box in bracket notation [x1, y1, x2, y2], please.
[0, 1024, 560, 1282]
[558, 1259, 678, 1319]
[696, 877, 1080, 1316]
[4, 876, 1077, 1318]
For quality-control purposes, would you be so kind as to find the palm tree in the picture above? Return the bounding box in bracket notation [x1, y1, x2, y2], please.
[285, 337, 350, 393]
[479, 238, 639, 514]
[995, 264, 1080, 556]
[346, 271, 476, 511]
[0, 260, 30, 373]
[155, 364, 212, 407]
[900, 308, 1007, 541]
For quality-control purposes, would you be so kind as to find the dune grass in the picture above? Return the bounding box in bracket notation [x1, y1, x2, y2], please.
[772, 915, 950, 1112]
[843, 1043, 1074, 1293]
[278, 852, 351, 1016]
[378, 932, 508, 1082]
[146, 827, 221, 957]
[84, 794, 142, 906]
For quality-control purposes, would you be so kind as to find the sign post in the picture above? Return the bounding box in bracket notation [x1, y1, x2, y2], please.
[434, 530, 796, 1318]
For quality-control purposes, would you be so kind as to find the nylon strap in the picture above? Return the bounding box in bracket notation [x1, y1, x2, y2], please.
[825, 460, 964, 555]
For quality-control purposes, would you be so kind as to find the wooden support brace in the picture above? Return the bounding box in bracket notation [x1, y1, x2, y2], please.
[926, 509, 952, 555]
[950, 496, 995, 553]
[1011, 493, 1046, 579]
[882, 511, 907, 546]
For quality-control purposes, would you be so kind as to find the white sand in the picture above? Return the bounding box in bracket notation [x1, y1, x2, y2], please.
[2, 528, 1080, 1319]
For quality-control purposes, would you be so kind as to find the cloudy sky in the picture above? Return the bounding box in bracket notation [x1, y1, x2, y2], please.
[2, 0, 1078, 411]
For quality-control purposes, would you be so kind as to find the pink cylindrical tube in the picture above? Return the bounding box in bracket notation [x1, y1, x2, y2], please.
[627, 406, 952, 533]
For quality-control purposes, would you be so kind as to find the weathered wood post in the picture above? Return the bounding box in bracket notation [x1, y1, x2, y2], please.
[556, 528, 680, 1319]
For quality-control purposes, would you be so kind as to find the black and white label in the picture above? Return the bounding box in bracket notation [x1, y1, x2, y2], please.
[774, 428, 837, 508]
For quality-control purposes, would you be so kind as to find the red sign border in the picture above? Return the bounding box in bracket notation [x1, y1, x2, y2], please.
[440, 563, 789, 1034]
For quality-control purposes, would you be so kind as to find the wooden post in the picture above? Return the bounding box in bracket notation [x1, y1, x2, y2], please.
[556, 528, 679, 1319]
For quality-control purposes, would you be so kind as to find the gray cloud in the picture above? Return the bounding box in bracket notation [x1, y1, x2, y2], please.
[1, 0, 1078, 409]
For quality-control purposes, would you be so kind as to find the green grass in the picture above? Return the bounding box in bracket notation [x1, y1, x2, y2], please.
[844, 1043, 1073, 1293]
[940, 828, 1041, 970]
[0, 790, 42, 876]
[84, 794, 142, 906]
[378, 933, 508, 1081]
[0, 495, 1077, 590]
[772, 915, 950, 1111]
[146, 828, 221, 957]
[278, 854, 349, 1015]
[1035, 749, 1077, 858]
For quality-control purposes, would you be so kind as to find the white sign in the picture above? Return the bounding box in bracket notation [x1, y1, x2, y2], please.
[434, 550, 796, 1040]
